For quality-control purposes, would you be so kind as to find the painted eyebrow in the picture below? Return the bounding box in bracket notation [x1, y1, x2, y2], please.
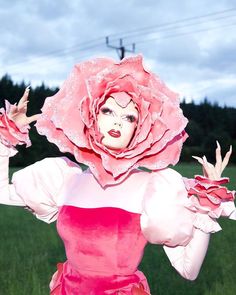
[122, 112, 138, 118]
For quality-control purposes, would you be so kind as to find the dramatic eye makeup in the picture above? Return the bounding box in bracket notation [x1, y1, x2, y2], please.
[122, 114, 138, 123]
[100, 107, 138, 123]
[99, 101, 138, 126]
[100, 107, 113, 115]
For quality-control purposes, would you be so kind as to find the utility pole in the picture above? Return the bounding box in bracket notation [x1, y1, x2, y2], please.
[106, 37, 135, 60]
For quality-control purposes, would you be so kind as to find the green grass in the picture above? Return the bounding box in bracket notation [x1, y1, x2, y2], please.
[0, 164, 235, 294]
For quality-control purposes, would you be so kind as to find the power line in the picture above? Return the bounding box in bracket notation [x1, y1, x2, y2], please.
[6, 45, 109, 76]
[5, 37, 105, 69]
[128, 20, 236, 47]
[107, 7, 236, 40]
[6, 8, 236, 68]
[24, 19, 236, 72]
[117, 12, 236, 42]
[54, 19, 236, 67]
[4, 7, 236, 72]
[106, 37, 135, 59]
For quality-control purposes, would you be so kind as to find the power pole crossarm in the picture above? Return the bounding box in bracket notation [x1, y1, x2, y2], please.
[106, 36, 135, 60]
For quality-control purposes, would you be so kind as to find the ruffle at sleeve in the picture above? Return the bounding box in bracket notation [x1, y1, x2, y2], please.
[0, 100, 31, 147]
[184, 175, 235, 233]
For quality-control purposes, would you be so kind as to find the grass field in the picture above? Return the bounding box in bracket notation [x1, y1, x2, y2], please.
[0, 163, 235, 295]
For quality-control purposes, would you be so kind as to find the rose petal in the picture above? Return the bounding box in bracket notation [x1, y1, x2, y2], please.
[36, 55, 188, 186]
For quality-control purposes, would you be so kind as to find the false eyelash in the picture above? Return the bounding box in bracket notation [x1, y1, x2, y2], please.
[100, 107, 112, 114]
[125, 115, 137, 123]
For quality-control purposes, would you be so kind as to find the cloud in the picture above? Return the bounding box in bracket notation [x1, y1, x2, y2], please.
[200, 40, 236, 74]
[0, 0, 236, 107]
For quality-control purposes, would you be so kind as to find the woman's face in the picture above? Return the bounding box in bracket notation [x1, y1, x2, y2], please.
[97, 96, 139, 150]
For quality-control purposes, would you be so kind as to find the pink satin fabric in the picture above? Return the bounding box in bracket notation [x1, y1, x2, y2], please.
[50, 206, 150, 294]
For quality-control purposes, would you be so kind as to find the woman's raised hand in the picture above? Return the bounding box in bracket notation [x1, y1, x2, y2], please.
[192, 141, 232, 180]
[8, 86, 40, 128]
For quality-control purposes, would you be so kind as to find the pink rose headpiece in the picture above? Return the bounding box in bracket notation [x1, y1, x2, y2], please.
[36, 55, 188, 186]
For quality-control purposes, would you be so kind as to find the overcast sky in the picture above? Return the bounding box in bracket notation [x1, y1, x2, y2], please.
[1, 0, 236, 107]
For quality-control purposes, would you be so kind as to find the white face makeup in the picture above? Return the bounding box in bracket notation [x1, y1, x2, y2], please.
[97, 96, 139, 150]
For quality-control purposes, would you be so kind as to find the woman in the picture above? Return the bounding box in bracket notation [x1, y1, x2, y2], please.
[0, 55, 235, 294]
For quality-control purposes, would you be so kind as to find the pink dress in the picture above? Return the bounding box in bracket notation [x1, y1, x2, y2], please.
[52, 207, 149, 294]
[1, 151, 235, 294]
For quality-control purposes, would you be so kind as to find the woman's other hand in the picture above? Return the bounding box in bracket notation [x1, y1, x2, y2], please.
[8, 86, 40, 128]
[192, 141, 232, 180]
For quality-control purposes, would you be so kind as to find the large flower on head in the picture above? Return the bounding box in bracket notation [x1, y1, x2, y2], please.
[36, 55, 188, 186]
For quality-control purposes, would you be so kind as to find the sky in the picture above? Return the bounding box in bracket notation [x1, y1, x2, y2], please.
[0, 0, 236, 107]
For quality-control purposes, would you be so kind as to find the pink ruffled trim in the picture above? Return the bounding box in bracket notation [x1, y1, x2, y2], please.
[0, 100, 31, 147]
[186, 176, 234, 210]
[184, 176, 235, 233]
[194, 175, 229, 185]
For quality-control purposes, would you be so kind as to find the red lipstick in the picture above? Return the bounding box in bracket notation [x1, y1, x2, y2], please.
[108, 129, 121, 138]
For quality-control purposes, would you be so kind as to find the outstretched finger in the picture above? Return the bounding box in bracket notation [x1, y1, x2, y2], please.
[192, 155, 204, 164]
[221, 145, 232, 171]
[215, 141, 222, 173]
[20, 100, 29, 111]
[203, 156, 218, 179]
[18, 86, 30, 108]
[192, 155, 211, 177]
[192, 156, 208, 177]
[26, 113, 41, 124]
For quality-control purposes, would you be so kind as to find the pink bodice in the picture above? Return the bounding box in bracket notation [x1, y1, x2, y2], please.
[53, 206, 149, 294]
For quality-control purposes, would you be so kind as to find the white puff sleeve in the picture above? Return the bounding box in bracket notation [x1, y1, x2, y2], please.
[0, 144, 81, 223]
[140, 168, 210, 280]
[140, 168, 195, 247]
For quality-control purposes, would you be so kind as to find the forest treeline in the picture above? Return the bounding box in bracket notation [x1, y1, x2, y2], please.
[0, 74, 235, 166]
